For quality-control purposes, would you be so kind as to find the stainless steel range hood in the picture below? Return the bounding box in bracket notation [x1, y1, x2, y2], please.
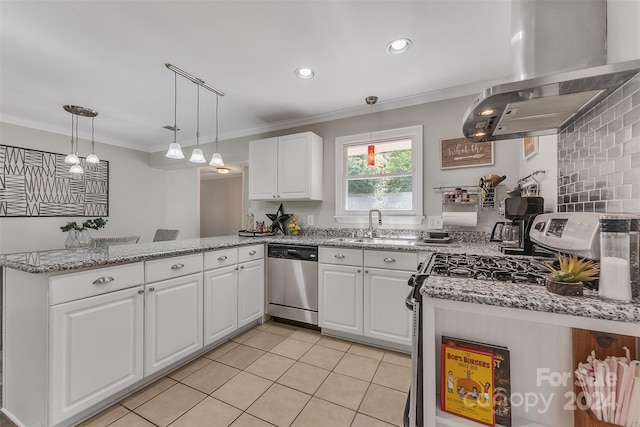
[462, 0, 640, 142]
[463, 60, 640, 142]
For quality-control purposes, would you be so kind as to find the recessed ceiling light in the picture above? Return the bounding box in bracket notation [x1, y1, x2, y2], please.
[295, 67, 314, 79]
[480, 109, 495, 116]
[386, 38, 412, 55]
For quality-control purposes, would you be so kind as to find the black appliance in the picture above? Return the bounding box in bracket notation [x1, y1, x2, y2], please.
[500, 196, 544, 256]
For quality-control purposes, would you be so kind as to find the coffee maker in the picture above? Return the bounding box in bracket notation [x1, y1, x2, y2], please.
[500, 196, 544, 255]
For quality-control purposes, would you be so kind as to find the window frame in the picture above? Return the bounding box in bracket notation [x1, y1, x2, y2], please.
[334, 125, 424, 224]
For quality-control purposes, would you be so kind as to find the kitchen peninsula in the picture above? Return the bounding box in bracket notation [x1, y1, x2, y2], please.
[2, 235, 639, 426]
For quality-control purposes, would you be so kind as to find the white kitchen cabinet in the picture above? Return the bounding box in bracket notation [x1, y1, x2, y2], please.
[248, 131, 323, 201]
[50, 286, 144, 426]
[363, 267, 413, 346]
[203, 264, 238, 346]
[318, 263, 363, 335]
[238, 258, 264, 327]
[145, 273, 204, 376]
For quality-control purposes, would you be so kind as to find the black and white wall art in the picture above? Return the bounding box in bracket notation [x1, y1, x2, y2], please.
[0, 145, 109, 217]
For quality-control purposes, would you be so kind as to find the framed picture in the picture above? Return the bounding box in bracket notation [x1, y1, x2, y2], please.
[523, 136, 538, 160]
[440, 137, 494, 170]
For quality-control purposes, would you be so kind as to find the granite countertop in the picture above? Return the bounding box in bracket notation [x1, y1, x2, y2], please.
[0, 234, 497, 274]
[421, 275, 640, 324]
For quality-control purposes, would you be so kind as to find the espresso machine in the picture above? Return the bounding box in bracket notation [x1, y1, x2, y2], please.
[499, 196, 545, 255]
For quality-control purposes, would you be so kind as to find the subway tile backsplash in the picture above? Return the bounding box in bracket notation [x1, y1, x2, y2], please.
[557, 73, 640, 213]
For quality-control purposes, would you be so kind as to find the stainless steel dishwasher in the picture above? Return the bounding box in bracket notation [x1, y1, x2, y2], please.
[267, 244, 318, 325]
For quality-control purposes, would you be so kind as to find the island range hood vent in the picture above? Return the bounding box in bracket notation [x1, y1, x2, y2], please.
[463, 0, 640, 142]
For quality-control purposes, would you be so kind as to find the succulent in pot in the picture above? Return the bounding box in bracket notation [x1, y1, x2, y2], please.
[545, 254, 599, 296]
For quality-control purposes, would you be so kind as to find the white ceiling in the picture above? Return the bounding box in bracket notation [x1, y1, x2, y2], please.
[0, 0, 513, 153]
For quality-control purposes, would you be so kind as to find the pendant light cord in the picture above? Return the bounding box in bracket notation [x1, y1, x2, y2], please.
[173, 72, 177, 144]
[215, 94, 219, 150]
[70, 111, 74, 153]
[196, 85, 200, 147]
[74, 112, 79, 155]
[91, 117, 95, 152]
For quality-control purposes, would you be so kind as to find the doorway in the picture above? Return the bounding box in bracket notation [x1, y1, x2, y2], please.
[199, 167, 244, 237]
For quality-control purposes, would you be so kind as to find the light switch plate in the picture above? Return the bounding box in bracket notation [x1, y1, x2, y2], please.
[427, 216, 443, 229]
[307, 215, 314, 226]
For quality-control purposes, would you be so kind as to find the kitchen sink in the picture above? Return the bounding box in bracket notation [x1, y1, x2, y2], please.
[326, 237, 419, 246]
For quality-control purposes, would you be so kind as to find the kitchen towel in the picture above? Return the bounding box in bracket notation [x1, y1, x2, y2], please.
[442, 211, 477, 228]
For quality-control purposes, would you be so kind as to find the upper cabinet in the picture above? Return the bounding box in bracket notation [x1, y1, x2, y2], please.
[248, 131, 323, 201]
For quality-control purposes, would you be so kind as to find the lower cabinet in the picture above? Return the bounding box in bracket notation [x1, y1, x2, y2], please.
[238, 259, 265, 328]
[363, 267, 413, 346]
[50, 286, 144, 426]
[203, 265, 238, 346]
[318, 263, 363, 335]
[144, 273, 204, 376]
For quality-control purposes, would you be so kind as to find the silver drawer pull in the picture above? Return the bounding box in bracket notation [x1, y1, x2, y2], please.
[218, 255, 228, 261]
[92, 276, 114, 285]
[138, 289, 144, 295]
[383, 257, 396, 263]
[148, 287, 155, 292]
[171, 263, 185, 270]
[334, 254, 345, 259]
[249, 250, 257, 255]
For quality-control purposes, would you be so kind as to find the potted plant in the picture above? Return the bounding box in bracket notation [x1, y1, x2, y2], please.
[61, 218, 107, 249]
[545, 254, 599, 296]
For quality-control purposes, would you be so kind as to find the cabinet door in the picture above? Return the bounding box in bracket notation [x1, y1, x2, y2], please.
[318, 263, 363, 335]
[238, 259, 264, 328]
[145, 273, 203, 376]
[363, 268, 412, 346]
[204, 265, 238, 346]
[248, 137, 278, 200]
[50, 286, 144, 425]
[277, 133, 310, 199]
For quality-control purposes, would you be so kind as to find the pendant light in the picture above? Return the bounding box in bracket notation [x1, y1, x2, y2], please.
[85, 116, 99, 164]
[165, 71, 185, 159]
[64, 112, 79, 165]
[209, 94, 224, 167]
[365, 96, 378, 166]
[189, 85, 206, 163]
[63, 105, 98, 175]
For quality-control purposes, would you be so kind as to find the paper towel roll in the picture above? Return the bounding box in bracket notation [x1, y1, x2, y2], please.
[442, 211, 477, 227]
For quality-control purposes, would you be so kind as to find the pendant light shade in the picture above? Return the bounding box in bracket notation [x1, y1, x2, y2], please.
[165, 71, 184, 159]
[367, 145, 375, 166]
[189, 85, 207, 164]
[65, 152, 80, 165]
[70, 163, 84, 174]
[190, 148, 206, 163]
[365, 96, 378, 167]
[86, 117, 100, 164]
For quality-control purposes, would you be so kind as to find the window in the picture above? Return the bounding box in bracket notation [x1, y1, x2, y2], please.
[335, 125, 423, 224]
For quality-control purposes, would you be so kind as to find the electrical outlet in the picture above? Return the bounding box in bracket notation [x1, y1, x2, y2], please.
[427, 216, 443, 229]
[307, 215, 314, 226]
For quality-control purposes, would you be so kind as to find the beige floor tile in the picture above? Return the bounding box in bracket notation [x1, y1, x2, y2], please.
[358, 384, 408, 427]
[231, 328, 261, 343]
[269, 338, 313, 360]
[333, 353, 380, 382]
[245, 352, 296, 381]
[372, 361, 411, 392]
[211, 371, 273, 411]
[314, 372, 369, 411]
[262, 324, 296, 337]
[315, 336, 352, 352]
[351, 413, 396, 427]
[216, 344, 266, 369]
[135, 383, 206, 427]
[203, 341, 239, 360]
[243, 331, 287, 351]
[288, 329, 321, 344]
[120, 377, 177, 410]
[348, 343, 385, 361]
[256, 323, 271, 331]
[382, 351, 411, 368]
[291, 397, 355, 427]
[246, 384, 311, 427]
[276, 361, 330, 395]
[229, 413, 275, 427]
[181, 360, 241, 394]
[298, 345, 344, 370]
[78, 404, 129, 426]
[109, 412, 155, 427]
[169, 396, 242, 427]
[168, 357, 212, 381]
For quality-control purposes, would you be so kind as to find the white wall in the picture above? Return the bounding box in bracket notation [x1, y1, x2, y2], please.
[0, 123, 198, 253]
[519, 135, 558, 213]
[200, 176, 243, 237]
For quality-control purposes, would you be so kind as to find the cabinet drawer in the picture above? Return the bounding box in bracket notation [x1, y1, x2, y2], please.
[204, 248, 238, 270]
[49, 262, 145, 305]
[364, 250, 418, 271]
[319, 247, 363, 266]
[145, 254, 203, 283]
[239, 244, 264, 263]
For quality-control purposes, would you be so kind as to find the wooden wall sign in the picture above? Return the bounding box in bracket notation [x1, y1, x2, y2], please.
[440, 137, 494, 170]
[523, 137, 538, 160]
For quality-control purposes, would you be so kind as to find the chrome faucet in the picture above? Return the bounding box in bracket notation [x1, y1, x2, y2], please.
[368, 209, 382, 238]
